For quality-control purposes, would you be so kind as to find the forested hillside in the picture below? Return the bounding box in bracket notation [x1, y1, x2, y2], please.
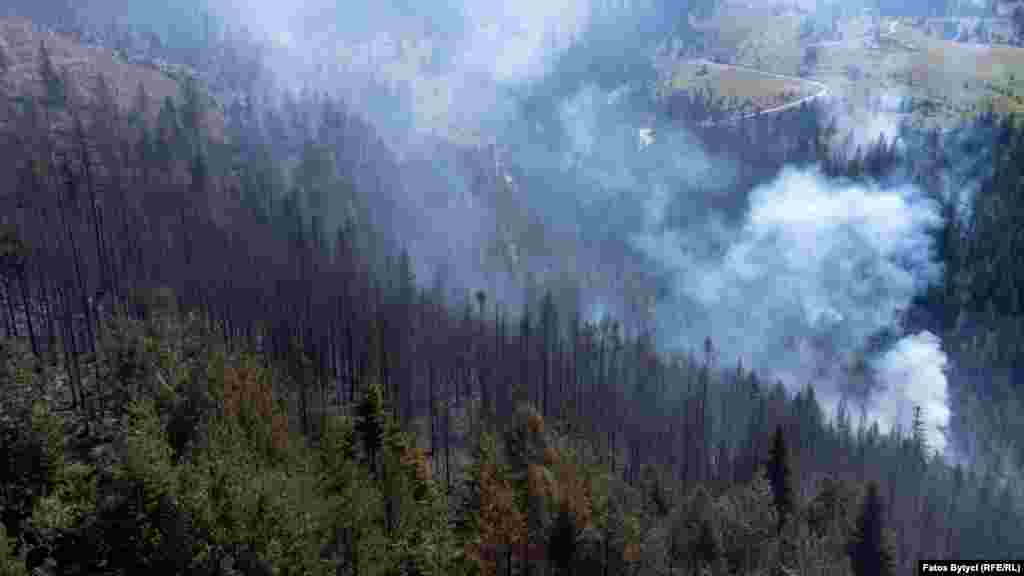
[2, 2, 1024, 575]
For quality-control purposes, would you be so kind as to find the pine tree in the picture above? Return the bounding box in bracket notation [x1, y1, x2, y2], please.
[700, 336, 714, 482]
[179, 77, 204, 156]
[0, 39, 10, 76]
[156, 97, 179, 166]
[848, 481, 897, 576]
[540, 291, 556, 419]
[911, 405, 928, 462]
[458, 432, 526, 576]
[0, 521, 28, 576]
[356, 380, 387, 477]
[548, 503, 577, 576]
[694, 513, 723, 571]
[835, 397, 852, 458]
[38, 40, 65, 110]
[520, 303, 532, 406]
[766, 425, 795, 533]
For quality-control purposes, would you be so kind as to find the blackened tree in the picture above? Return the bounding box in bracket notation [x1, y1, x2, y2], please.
[1013, 7, 1024, 45]
[0, 39, 10, 76]
[766, 425, 795, 533]
[848, 481, 897, 576]
[37, 40, 65, 111]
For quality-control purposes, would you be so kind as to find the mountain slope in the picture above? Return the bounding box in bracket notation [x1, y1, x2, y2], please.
[0, 16, 223, 139]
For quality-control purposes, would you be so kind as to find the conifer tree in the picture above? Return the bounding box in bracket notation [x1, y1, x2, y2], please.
[540, 291, 556, 419]
[766, 425, 795, 533]
[548, 503, 577, 576]
[0, 39, 10, 76]
[835, 397, 852, 448]
[694, 513, 723, 572]
[848, 481, 897, 576]
[520, 303, 532, 406]
[132, 83, 150, 127]
[911, 405, 928, 462]
[0, 520, 28, 576]
[37, 40, 65, 110]
[357, 380, 387, 477]
[458, 432, 526, 576]
[179, 77, 204, 156]
[155, 97, 179, 167]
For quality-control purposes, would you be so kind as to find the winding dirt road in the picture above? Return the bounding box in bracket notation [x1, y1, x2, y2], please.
[693, 59, 831, 127]
[693, 24, 905, 127]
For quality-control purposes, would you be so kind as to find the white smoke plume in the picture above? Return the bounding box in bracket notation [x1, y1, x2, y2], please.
[213, 0, 595, 152]
[210, 0, 956, 458]
[634, 164, 950, 452]
[872, 331, 950, 455]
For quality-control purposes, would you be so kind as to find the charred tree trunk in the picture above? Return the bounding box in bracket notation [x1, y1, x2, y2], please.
[444, 388, 452, 493]
[16, 266, 40, 358]
[2, 276, 16, 340]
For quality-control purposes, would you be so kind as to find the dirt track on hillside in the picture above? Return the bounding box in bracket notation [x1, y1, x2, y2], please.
[694, 27, 912, 127]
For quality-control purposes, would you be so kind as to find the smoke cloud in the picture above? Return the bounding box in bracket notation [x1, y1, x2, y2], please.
[872, 331, 950, 454]
[633, 161, 948, 443]
[212, 0, 954, 456]
[212, 0, 595, 152]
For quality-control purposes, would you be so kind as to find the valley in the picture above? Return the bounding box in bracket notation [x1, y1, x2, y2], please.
[2, 1, 1024, 574]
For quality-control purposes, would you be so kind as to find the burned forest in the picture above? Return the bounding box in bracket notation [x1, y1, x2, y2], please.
[2, 1, 1024, 575]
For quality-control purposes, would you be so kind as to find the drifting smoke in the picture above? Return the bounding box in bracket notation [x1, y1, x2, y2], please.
[212, 0, 596, 153]
[210, 0, 954, 456]
[872, 331, 950, 454]
[548, 67, 953, 450]
[825, 89, 910, 157]
[632, 162, 948, 445]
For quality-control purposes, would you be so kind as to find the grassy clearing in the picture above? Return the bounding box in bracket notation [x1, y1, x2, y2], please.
[730, 12, 805, 74]
[659, 8, 1024, 129]
[659, 60, 819, 112]
[801, 23, 1005, 128]
[883, 28, 1024, 119]
[686, 4, 807, 74]
[918, 41, 1024, 83]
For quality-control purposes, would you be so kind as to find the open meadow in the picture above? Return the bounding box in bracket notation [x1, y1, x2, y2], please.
[660, 8, 1024, 130]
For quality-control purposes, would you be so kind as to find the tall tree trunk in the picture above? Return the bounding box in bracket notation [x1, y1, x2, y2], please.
[17, 267, 40, 358]
[445, 388, 452, 493]
[2, 276, 16, 340]
[430, 361, 436, 459]
[347, 298, 357, 403]
[40, 274, 58, 364]
[58, 159, 96, 354]
[60, 282, 82, 410]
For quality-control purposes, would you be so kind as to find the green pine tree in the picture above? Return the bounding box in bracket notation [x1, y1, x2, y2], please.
[0, 522, 28, 576]
[356, 381, 387, 477]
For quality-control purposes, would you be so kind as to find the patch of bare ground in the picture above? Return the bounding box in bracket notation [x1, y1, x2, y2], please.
[0, 17, 240, 228]
[0, 16, 224, 140]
